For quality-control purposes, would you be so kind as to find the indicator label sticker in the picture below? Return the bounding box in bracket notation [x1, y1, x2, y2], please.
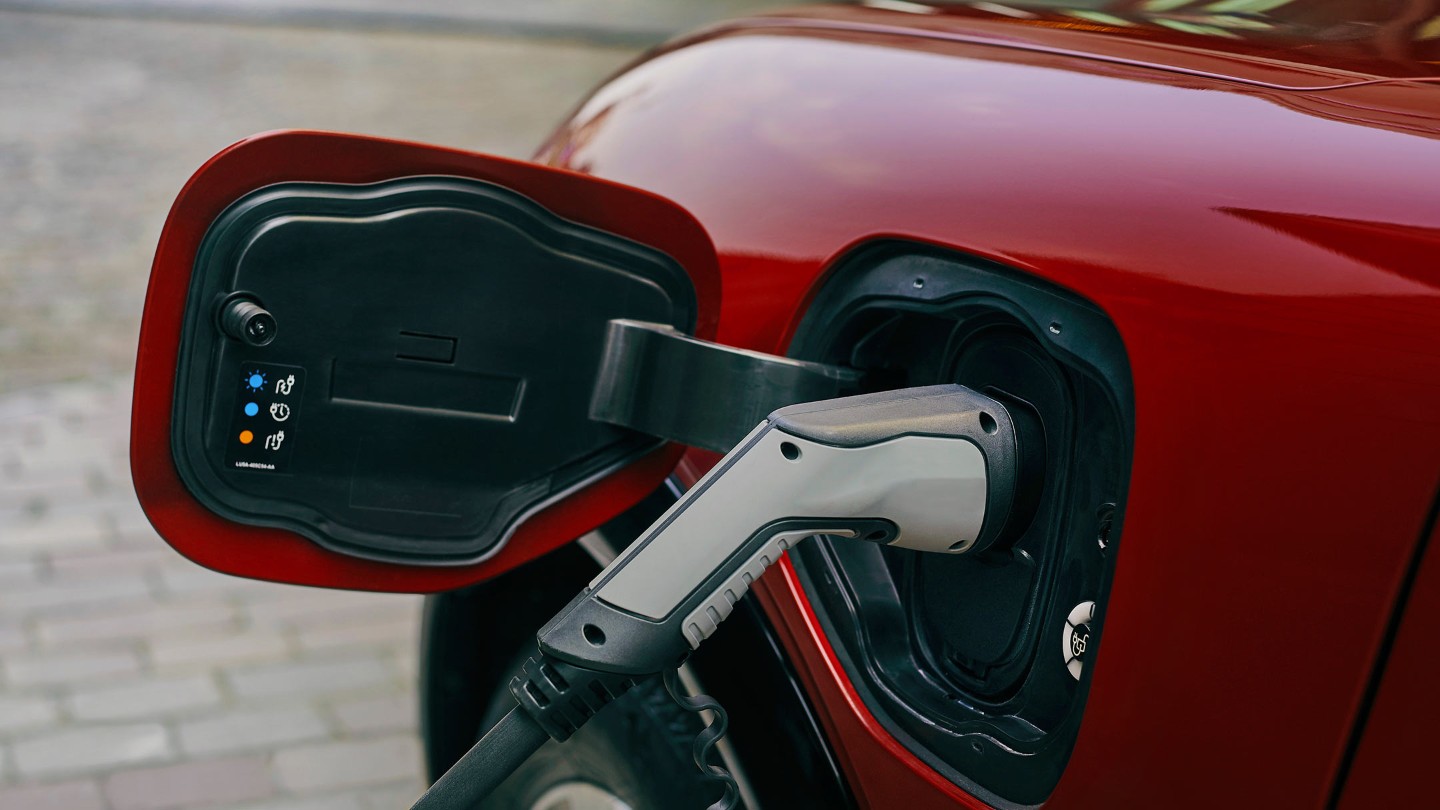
[225, 363, 305, 473]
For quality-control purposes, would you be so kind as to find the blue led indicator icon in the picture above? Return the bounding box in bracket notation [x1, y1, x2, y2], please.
[243, 402, 259, 417]
[243, 371, 267, 392]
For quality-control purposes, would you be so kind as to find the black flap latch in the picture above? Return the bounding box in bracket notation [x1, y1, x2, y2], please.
[590, 320, 862, 453]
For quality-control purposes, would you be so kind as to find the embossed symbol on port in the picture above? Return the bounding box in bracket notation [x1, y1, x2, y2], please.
[264, 431, 286, 451]
[1062, 601, 1096, 681]
[269, 403, 291, 422]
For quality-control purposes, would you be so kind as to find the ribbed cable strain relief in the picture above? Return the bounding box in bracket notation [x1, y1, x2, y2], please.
[508, 653, 639, 742]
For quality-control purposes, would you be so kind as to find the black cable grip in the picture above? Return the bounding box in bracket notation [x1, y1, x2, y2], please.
[508, 654, 638, 742]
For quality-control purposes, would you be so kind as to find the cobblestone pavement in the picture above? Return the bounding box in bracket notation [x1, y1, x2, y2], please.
[0, 7, 651, 810]
[0, 377, 431, 809]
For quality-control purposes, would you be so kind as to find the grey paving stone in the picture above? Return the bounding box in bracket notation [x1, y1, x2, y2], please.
[0, 575, 153, 616]
[1, 514, 108, 551]
[392, 651, 420, 683]
[0, 559, 39, 584]
[103, 756, 274, 810]
[0, 465, 89, 494]
[68, 674, 222, 721]
[11, 437, 105, 477]
[2, 455, 94, 483]
[178, 706, 329, 758]
[37, 599, 237, 646]
[4, 648, 142, 687]
[0, 504, 31, 529]
[147, 630, 290, 672]
[44, 490, 115, 518]
[0, 623, 27, 654]
[295, 616, 418, 655]
[47, 546, 174, 578]
[107, 501, 161, 546]
[0, 778, 105, 810]
[0, 695, 59, 735]
[273, 735, 422, 793]
[226, 657, 395, 701]
[12, 723, 171, 778]
[329, 694, 415, 735]
[231, 795, 365, 810]
[242, 589, 418, 628]
[41, 491, 149, 522]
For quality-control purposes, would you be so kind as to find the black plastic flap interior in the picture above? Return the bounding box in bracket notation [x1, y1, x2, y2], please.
[172, 177, 696, 565]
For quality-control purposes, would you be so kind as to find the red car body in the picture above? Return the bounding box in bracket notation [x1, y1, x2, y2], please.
[132, 2, 1440, 807]
[528, 5, 1440, 806]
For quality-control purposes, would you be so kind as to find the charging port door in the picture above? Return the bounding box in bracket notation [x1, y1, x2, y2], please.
[131, 131, 735, 591]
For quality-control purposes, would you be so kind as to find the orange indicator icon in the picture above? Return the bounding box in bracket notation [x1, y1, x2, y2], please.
[239, 430, 254, 445]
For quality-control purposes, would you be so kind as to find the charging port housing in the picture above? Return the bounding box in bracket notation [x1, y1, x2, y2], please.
[787, 243, 1134, 806]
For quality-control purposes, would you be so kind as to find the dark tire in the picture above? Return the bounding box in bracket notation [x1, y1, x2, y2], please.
[477, 665, 719, 810]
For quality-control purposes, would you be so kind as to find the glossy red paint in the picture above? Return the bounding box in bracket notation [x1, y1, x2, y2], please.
[131, 130, 719, 592]
[760, 562, 989, 809]
[1334, 506, 1440, 808]
[750, 2, 1440, 82]
[538, 8, 1440, 807]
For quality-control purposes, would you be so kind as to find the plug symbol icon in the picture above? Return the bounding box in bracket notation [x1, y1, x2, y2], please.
[275, 375, 295, 396]
[269, 403, 291, 422]
[263, 431, 286, 451]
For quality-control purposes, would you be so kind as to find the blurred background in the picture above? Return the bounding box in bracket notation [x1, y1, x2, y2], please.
[0, 2, 802, 807]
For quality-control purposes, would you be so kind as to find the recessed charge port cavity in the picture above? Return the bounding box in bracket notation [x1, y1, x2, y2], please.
[785, 242, 1134, 807]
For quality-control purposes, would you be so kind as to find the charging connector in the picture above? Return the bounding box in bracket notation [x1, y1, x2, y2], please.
[412, 384, 1038, 810]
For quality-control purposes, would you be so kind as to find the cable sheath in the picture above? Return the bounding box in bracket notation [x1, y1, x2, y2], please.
[410, 705, 549, 810]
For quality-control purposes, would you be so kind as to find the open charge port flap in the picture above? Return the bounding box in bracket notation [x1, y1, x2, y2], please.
[172, 175, 862, 567]
[174, 177, 701, 566]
